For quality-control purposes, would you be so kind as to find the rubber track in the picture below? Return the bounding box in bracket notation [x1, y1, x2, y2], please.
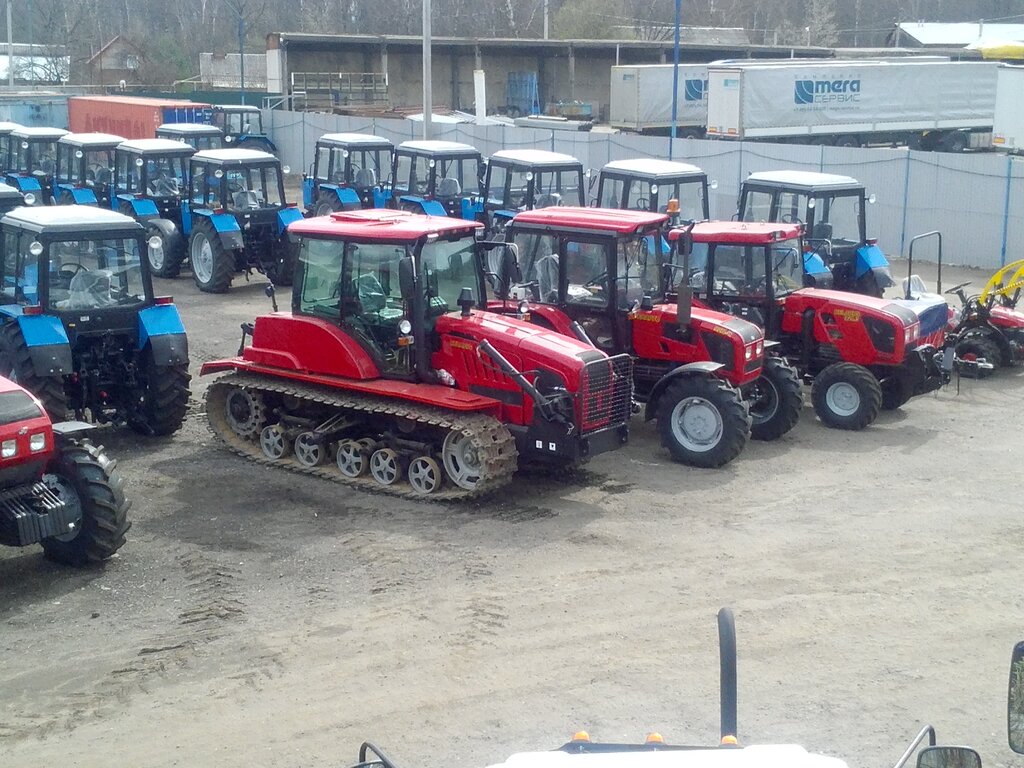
[205, 372, 518, 501]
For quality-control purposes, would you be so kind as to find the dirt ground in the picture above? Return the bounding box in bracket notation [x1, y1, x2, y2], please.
[2, 258, 1024, 768]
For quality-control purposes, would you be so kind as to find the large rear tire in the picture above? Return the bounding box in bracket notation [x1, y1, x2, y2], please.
[655, 376, 750, 468]
[749, 357, 803, 441]
[0, 321, 68, 421]
[146, 220, 184, 279]
[313, 192, 342, 217]
[811, 362, 882, 430]
[128, 355, 191, 437]
[189, 220, 235, 293]
[40, 439, 131, 566]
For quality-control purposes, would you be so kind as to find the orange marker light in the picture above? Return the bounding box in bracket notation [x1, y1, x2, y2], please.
[666, 198, 680, 214]
[646, 732, 665, 744]
[572, 731, 591, 742]
[721, 735, 739, 746]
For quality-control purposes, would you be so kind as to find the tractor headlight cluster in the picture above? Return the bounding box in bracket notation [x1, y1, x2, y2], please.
[755, 340, 764, 355]
[904, 323, 920, 346]
[745, 344, 755, 361]
[1, 439, 15, 458]
[29, 432, 46, 452]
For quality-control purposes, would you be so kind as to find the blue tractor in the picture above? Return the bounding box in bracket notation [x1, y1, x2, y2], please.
[0, 206, 190, 435]
[211, 105, 277, 154]
[156, 123, 224, 151]
[481, 148, 585, 233]
[303, 132, 394, 216]
[0, 122, 23, 177]
[183, 148, 302, 292]
[110, 138, 197, 278]
[6, 126, 67, 206]
[390, 140, 483, 220]
[52, 132, 124, 208]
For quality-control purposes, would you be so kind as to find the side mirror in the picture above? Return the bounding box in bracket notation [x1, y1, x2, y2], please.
[1009, 641, 1024, 753]
[398, 255, 415, 299]
[500, 244, 522, 286]
[916, 747, 982, 768]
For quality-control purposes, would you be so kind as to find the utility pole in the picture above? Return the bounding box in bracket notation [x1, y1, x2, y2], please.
[669, 0, 681, 160]
[422, 0, 432, 140]
[238, 13, 246, 105]
[544, 0, 549, 40]
[6, 0, 12, 88]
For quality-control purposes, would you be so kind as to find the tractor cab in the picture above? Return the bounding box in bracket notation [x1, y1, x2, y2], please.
[6, 126, 67, 206]
[596, 158, 710, 222]
[0, 182, 25, 215]
[303, 132, 394, 215]
[211, 105, 276, 153]
[52, 133, 124, 208]
[390, 140, 483, 220]
[737, 171, 892, 297]
[482, 149, 584, 231]
[156, 123, 224, 151]
[0, 122, 23, 177]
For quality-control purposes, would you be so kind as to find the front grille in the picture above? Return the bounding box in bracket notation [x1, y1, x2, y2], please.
[744, 353, 761, 374]
[701, 330, 735, 372]
[579, 354, 633, 433]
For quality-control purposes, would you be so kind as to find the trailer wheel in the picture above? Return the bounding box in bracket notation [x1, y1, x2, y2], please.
[811, 362, 881, 430]
[0, 321, 67, 421]
[942, 132, 969, 153]
[656, 376, 750, 468]
[956, 335, 1000, 378]
[749, 357, 803, 441]
[127, 354, 191, 437]
[189, 220, 235, 293]
[834, 134, 860, 148]
[40, 439, 131, 566]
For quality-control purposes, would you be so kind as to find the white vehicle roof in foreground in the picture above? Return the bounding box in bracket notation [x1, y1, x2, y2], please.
[745, 170, 861, 190]
[490, 149, 582, 166]
[192, 148, 277, 163]
[58, 132, 126, 147]
[11, 126, 67, 139]
[118, 138, 196, 154]
[397, 140, 480, 155]
[319, 133, 393, 147]
[489, 745, 849, 768]
[1, 205, 141, 233]
[603, 158, 706, 178]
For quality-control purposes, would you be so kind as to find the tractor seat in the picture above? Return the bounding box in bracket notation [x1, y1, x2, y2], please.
[535, 192, 561, 209]
[436, 177, 462, 198]
[810, 222, 833, 241]
[231, 191, 261, 210]
[354, 167, 377, 188]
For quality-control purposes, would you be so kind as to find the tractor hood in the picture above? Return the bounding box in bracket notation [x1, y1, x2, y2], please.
[889, 294, 950, 338]
[657, 302, 764, 345]
[787, 289, 920, 328]
[990, 304, 1024, 329]
[489, 745, 849, 768]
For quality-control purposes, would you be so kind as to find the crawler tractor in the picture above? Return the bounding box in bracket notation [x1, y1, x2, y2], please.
[0, 375, 130, 565]
[669, 222, 949, 430]
[481, 149, 585, 232]
[390, 140, 483, 220]
[0, 206, 190, 435]
[5, 126, 68, 206]
[52, 132, 124, 208]
[303, 133, 394, 215]
[201, 210, 632, 498]
[155, 123, 224, 151]
[495, 207, 801, 468]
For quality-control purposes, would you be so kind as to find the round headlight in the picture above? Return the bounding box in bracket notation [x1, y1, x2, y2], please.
[135, 157, 144, 167]
[710, 179, 719, 190]
[29, 241, 43, 256]
[20, 141, 28, 149]
[807, 198, 817, 209]
[517, 299, 530, 315]
[75, 149, 84, 159]
[868, 193, 877, 204]
[525, 171, 534, 181]
[148, 235, 162, 250]
[650, 184, 659, 195]
[398, 319, 412, 335]
[282, 165, 291, 174]
[22, 192, 35, 205]
[224, 135, 234, 143]
[214, 169, 224, 178]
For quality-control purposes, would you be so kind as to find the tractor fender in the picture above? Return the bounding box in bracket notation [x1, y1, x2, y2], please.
[237, 135, 278, 153]
[137, 304, 189, 366]
[334, 186, 362, 211]
[6, 313, 73, 376]
[66, 186, 98, 205]
[957, 323, 1013, 365]
[400, 195, 447, 216]
[644, 361, 726, 422]
[372, 188, 392, 208]
[8, 175, 41, 194]
[195, 210, 244, 250]
[117, 194, 160, 220]
[276, 206, 304, 236]
[854, 243, 890, 279]
[147, 217, 184, 252]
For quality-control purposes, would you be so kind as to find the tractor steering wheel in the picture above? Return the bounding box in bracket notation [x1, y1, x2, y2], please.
[58, 263, 87, 280]
[584, 271, 608, 289]
[945, 281, 972, 295]
[780, 213, 803, 224]
[634, 197, 649, 210]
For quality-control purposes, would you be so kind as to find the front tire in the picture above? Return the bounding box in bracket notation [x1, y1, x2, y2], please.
[811, 362, 882, 430]
[40, 439, 131, 566]
[189, 220, 235, 293]
[146, 221, 184, 279]
[956, 334, 1001, 377]
[655, 376, 750, 468]
[0, 321, 68, 421]
[749, 357, 803, 441]
[127, 354, 191, 437]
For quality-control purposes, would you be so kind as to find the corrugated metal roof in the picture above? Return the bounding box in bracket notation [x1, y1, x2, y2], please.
[898, 22, 1024, 46]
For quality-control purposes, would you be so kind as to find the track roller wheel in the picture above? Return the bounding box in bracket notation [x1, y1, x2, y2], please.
[260, 424, 291, 460]
[295, 432, 328, 467]
[408, 456, 443, 495]
[336, 439, 370, 477]
[370, 448, 400, 485]
[442, 430, 486, 490]
[224, 387, 265, 438]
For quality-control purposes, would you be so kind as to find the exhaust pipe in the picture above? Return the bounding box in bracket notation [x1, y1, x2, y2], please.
[718, 607, 738, 743]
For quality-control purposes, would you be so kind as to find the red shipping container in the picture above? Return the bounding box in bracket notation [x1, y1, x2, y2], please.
[67, 96, 213, 139]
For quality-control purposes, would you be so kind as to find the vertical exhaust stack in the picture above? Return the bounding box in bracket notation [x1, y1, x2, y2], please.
[718, 607, 738, 743]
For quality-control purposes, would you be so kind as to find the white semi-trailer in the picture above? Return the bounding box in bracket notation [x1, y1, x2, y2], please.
[705, 59, 998, 151]
[992, 64, 1024, 153]
[609, 64, 709, 136]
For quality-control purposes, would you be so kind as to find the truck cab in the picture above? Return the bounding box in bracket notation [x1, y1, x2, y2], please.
[155, 123, 224, 151]
[737, 171, 892, 297]
[596, 158, 710, 221]
[211, 105, 276, 153]
[390, 140, 483, 220]
[303, 133, 394, 215]
[52, 133, 124, 208]
[6, 126, 68, 206]
[482, 149, 584, 231]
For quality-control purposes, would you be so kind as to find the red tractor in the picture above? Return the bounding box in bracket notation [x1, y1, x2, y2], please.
[0, 375, 130, 565]
[200, 210, 633, 498]
[493, 207, 803, 469]
[669, 222, 950, 430]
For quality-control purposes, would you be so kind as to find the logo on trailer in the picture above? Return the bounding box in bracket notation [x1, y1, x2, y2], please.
[794, 78, 861, 106]
[684, 79, 709, 101]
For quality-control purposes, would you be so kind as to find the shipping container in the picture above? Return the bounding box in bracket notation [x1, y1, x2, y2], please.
[609, 64, 709, 135]
[706, 59, 998, 151]
[993, 65, 1024, 153]
[68, 96, 212, 140]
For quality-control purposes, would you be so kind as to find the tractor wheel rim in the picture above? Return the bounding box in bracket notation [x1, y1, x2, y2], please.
[259, 425, 288, 459]
[370, 449, 399, 485]
[148, 236, 165, 270]
[442, 430, 482, 490]
[669, 396, 723, 453]
[825, 381, 861, 417]
[315, 202, 333, 216]
[192, 233, 214, 284]
[408, 456, 442, 494]
[224, 388, 263, 438]
[294, 433, 324, 467]
[335, 440, 367, 477]
[749, 376, 780, 425]
[42, 472, 84, 542]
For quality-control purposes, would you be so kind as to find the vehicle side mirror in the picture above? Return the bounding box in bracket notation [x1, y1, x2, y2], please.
[398, 255, 415, 299]
[500, 244, 522, 286]
[1009, 641, 1024, 753]
[916, 747, 982, 768]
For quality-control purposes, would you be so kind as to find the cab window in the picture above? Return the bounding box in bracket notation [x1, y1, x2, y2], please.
[710, 244, 763, 297]
[534, 170, 582, 207]
[565, 239, 610, 308]
[421, 238, 479, 313]
[598, 177, 625, 208]
[48, 238, 146, 310]
[742, 190, 773, 222]
[510, 231, 559, 303]
[1, 230, 36, 304]
[314, 145, 332, 181]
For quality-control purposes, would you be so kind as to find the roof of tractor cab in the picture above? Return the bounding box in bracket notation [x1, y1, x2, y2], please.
[0, 122, 22, 135]
[157, 123, 224, 135]
[512, 206, 667, 234]
[489, 744, 849, 768]
[743, 171, 862, 192]
[12, 126, 67, 140]
[58, 132, 126, 148]
[118, 138, 196, 155]
[674, 221, 802, 245]
[489, 149, 582, 168]
[289, 209, 482, 242]
[602, 158, 706, 179]
[192, 148, 278, 165]
[318, 132, 393, 148]
[1, 205, 143, 234]
[396, 140, 480, 157]
[0, 183, 23, 201]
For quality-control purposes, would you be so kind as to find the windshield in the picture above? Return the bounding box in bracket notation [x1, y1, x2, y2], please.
[809, 193, 863, 244]
[434, 156, 480, 197]
[47, 238, 146, 310]
[421, 237, 480, 310]
[534, 169, 583, 207]
[196, 135, 223, 151]
[350, 148, 389, 188]
[67, 148, 115, 187]
[614, 235, 661, 307]
[224, 165, 284, 210]
[17, 139, 57, 176]
[485, 164, 521, 208]
[144, 155, 188, 198]
[768, 241, 804, 296]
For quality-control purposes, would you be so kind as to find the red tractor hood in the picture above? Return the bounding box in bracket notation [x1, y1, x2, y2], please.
[656, 301, 764, 344]
[990, 304, 1024, 329]
[786, 288, 919, 327]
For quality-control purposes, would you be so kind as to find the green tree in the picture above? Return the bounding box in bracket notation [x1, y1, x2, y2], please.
[806, 0, 840, 46]
[553, 0, 622, 39]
